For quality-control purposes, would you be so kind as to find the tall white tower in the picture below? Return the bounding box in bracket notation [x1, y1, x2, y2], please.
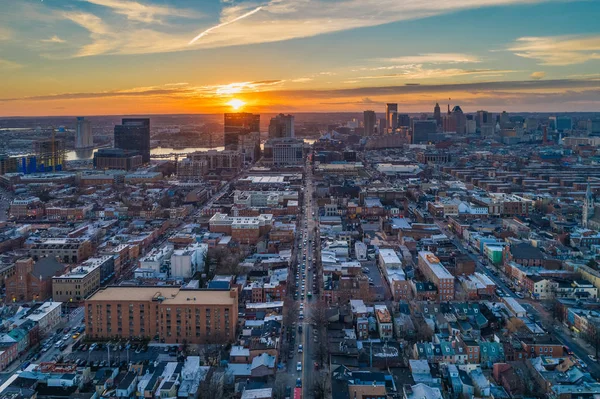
[583, 182, 594, 228]
[75, 117, 93, 149]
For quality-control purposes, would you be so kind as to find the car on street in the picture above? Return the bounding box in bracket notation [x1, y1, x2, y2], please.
[589, 354, 597, 362]
[298, 345, 303, 353]
[515, 292, 525, 299]
[296, 362, 302, 371]
[296, 378, 302, 388]
[580, 361, 588, 369]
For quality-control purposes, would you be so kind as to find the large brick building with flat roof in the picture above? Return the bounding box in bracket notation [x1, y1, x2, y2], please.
[85, 286, 238, 344]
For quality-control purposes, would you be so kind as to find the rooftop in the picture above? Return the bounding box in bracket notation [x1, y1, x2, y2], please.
[87, 286, 236, 306]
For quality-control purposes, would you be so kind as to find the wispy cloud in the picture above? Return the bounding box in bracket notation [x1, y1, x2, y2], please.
[530, 71, 545, 80]
[84, 0, 200, 24]
[32, 0, 557, 57]
[377, 53, 482, 64]
[41, 35, 66, 44]
[0, 26, 12, 41]
[0, 80, 285, 102]
[508, 35, 600, 65]
[4, 78, 600, 114]
[355, 65, 517, 81]
[0, 59, 22, 70]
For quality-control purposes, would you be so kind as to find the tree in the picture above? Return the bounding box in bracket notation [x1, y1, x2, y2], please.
[312, 329, 329, 366]
[272, 372, 289, 399]
[585, 320, 600, 359]
[505, 317, 526, 334]
[312, 370, 331, 399]
[283, 298, 299, 327]
[309, 300, 330, 328]
[410, 315, 433, 343]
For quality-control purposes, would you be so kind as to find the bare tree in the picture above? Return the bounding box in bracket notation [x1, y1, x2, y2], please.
[584, 320, 600, 359]
[312, 329, 329, 367]
[312, 370, 331, 399]
[410, 315, 433, 343]
[505, 317, 526, 334]
[272, 372, 289, 399]
[309, 300, 330, 327]
[283, 298, 300, 327]
[200, 369, 225, 399]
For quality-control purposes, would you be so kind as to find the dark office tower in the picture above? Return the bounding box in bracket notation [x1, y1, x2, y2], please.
[377, 118, 387, 135]
[412, 120, 437, 144]
[434, 103, 442, 126]
[452, 106, 466, 134]
[385, 103, 398, 133]
[363, 110, 376, 136]
[114, 118, 150, 163]
[224, 113, 260, 149]
[398, 114, 411, 128]
[476, 110, 491, 128]
[268, 114, 294, 139]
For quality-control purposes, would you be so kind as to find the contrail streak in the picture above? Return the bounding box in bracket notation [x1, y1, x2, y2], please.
[188, 6, 263, 45]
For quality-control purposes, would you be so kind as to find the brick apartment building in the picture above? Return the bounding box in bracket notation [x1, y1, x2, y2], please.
[209, 213, 274, 244]
[9, 197, 45, 220]
[417, 251, 455, 301]
[85, 286, 238, 344]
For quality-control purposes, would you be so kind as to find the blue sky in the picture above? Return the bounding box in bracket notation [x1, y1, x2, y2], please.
[1, 0, 600, 115]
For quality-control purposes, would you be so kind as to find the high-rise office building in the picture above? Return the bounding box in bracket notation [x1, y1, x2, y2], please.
[499, 111, 511, 129]
[549, 116, 572, 132]
[476, 110, 492, 128]
[224, 113, 260, 149]
[377, 118, 387, 135]
[386, 103, 398, 133]
[75, 117, 93, 149]
[363, 110, 376, 136]
[452, 106, 466, 134]
[268, 114, 294, 139]
[397, 114, 411, 128]
[412, 120, 437, 144]
[114, 118, 150, 163]
[434, 103, 441, 126]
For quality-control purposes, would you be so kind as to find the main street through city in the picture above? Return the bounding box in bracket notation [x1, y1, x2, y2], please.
[284, 154, 319, 398]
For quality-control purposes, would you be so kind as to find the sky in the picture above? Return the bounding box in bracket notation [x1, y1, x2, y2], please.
[1, 0, 600, 116]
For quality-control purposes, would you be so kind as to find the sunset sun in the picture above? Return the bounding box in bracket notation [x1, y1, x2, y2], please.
[227, 99, 245, 110]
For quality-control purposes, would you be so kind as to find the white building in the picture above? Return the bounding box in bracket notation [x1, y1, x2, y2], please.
[75, 117, 93, 149]
[139, 245, 174, 272]
[326, 240, 349, 258]
[355, 242, 368, 261]
[379, 249, 402, 269]
[170, 243, 208, 278]
[263, 138, 304, 166]
[26, 301, 62, 334]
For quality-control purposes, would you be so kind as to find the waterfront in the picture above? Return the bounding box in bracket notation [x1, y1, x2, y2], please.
[66, 139, 317, 161]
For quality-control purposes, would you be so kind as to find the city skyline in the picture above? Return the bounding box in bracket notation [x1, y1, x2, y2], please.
[1, 0, 600, 116]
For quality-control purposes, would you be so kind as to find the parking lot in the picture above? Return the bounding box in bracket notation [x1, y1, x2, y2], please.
[66, 344, 181, 367]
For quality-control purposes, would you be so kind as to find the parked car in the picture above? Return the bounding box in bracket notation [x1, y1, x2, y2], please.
[296, 362, 302, 371]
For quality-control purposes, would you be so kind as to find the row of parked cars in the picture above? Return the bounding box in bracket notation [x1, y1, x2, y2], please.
[78, 341, 150, 353]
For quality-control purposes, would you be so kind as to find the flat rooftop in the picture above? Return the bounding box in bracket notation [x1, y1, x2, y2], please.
[87, 286, 236, 306]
